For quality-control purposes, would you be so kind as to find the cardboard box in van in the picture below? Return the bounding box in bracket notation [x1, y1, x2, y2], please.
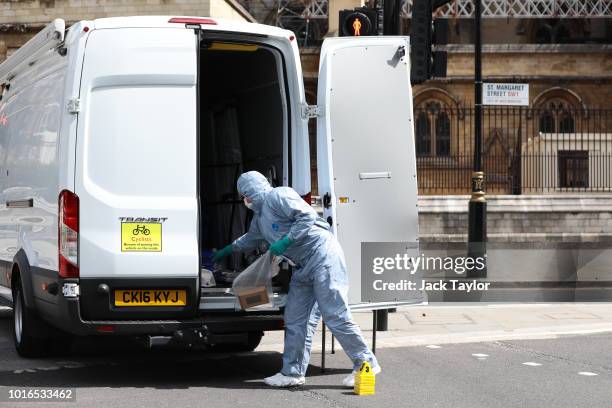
[237, 287, 270, 310]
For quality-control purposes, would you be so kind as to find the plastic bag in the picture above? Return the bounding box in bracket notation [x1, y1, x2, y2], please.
[232, 252, 279, 310]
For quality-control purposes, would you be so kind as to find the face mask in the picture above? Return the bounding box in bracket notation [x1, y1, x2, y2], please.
[243, 197, 253, 210]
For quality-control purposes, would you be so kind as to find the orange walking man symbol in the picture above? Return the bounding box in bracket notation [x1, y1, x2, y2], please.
[352, 17, 362, 36]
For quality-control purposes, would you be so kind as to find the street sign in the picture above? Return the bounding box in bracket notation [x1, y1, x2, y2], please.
[483, 83, 529, 106]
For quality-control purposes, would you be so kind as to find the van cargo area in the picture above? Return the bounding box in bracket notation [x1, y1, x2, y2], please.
[198, 39, 290, 311]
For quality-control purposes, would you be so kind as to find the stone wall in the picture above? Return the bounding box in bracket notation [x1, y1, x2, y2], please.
[413, 44, 612, 109]
[0, 0, 254, 25]
[443, 44, 612, 80]
[210, 0, 253, 22]
[418, 194, 612, 241]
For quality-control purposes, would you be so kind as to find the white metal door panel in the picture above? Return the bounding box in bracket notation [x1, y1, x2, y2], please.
[317, 37, 419, 305]
[76, 28, 198, 278]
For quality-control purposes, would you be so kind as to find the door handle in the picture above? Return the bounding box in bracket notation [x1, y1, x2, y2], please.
[323, 192, 331, 209]
[359, 172, 391, 180]
[6, 198, 33, 208]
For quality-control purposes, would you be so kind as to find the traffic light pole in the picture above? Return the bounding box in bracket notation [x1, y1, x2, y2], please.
[467, 0, 487, 277]
[375, 0, 384, 35]
[377, 0, 402, 331]
[382, 0, 402, 35]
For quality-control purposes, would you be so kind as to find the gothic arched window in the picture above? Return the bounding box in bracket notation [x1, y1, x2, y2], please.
[559, 111, 575, 133]
[539, 99, 575, 134]
[415, 112, 431, 156]
[539, 110, 555, 133]
[435, 112, 451, 156]
[414, 101, 452, 157]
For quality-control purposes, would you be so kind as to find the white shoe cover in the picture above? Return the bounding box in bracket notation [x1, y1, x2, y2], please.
[342, 365, 381, 388]
[264, 372, 306, 387]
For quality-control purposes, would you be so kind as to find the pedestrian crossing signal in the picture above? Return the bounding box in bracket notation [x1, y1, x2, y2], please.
[339, 8, 378, 37]
[352, 17, 363, 36]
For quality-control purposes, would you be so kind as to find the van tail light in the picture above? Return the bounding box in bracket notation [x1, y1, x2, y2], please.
[168, 17, 217, 25]
[59, 190, 79, 278]
[96, 325, 115, 333]
[301, 192, 312, 206]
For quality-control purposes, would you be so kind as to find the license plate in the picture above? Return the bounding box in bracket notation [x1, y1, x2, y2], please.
[114, 289, 187, 307]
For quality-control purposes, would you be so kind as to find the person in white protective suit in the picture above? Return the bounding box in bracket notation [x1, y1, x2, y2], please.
[213, 171, 380, 387]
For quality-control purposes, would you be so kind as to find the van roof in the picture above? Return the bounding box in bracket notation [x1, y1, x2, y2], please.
[90, 15, 294, 39]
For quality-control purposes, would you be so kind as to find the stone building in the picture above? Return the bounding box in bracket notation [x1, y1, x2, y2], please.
[236, 0, 612, 245]
[239, 0, 612, 195]
[2, 1, 612, 242]
[410, 11, 612, 243]
[0, 0, 255, 61]
[412, 17, 612, 196]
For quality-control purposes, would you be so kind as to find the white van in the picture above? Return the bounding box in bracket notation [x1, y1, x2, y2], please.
[0, 16, 418, 357]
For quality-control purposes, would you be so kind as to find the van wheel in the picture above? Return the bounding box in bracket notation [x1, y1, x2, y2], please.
[211, 331, 263, 352]
[12, 284, 50, 358]
[47, 334, 75, 357]
[239, 331, 263, 351]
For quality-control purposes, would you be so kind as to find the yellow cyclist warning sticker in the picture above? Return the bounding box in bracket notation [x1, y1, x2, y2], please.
[121, 223, 162, 252]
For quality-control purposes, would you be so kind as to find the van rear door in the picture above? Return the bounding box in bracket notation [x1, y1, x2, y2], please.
[316, 37, 419, 305]
[75, 28, 199, 318]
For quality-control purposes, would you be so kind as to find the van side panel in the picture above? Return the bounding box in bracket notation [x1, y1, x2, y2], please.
[76, 28, 198, 282]
[0, 50, 67, 309]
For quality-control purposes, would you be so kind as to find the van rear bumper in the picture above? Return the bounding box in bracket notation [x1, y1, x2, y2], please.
[51, 280, 284, 336]
[59, 297, 202, 335]
[79, 277, 199, 321]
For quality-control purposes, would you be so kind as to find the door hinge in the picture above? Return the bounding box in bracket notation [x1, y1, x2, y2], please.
[301, 104, 324, 119]
[67, 98, 81, 114]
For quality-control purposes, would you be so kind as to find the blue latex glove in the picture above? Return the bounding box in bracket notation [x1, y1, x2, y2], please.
[269, 236, 294, 256]
[213, 244, 233, 262]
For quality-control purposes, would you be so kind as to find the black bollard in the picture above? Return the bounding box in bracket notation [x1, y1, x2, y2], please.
[376, 309, 389, 331]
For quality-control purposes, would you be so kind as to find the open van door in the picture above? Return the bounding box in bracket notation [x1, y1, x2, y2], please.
[316, 37, 419, 306]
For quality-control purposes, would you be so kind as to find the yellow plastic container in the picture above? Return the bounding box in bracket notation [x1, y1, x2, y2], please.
[354, 361, 376, 395]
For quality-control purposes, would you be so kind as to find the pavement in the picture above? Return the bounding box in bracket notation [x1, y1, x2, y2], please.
[258, 302, 612, 353]
[1, 303, 612, 408]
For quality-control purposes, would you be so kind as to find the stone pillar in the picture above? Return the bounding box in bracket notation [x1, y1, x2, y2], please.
[328, 0, 364, 36]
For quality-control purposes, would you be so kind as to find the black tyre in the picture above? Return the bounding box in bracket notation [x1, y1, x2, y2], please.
[211, 331, 264, 352]
[46, 333, 75, 357]
[12, 284, 50, 358]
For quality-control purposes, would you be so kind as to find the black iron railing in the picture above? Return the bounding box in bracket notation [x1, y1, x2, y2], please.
[415, 106, 612, 195]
